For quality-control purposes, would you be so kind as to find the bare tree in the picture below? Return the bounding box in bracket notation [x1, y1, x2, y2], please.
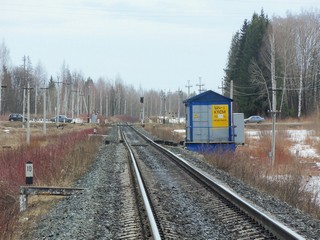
[0, 41, 10, 115]
[273, 16, 296, 116]
[33, 61, 47, 118]
[294, 11, 320, 118]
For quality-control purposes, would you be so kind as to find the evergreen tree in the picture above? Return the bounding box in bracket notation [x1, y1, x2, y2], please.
[224, 11, 269, 116]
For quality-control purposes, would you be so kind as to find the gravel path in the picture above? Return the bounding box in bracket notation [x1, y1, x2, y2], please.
[28, 125, 320, 240]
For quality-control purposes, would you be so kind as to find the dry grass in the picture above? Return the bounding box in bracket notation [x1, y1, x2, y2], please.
[205, 150, 320, 219]
[0, 121, 106, 239]
[143, 123, 185, 143]
[11, 134, 104, 240]
[0, 121, 91, 148]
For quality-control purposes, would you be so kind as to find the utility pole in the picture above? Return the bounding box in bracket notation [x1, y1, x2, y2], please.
[100, 89, 103, 116]
[220, 79, 224, 95]
[63, 82, 69, 116]
[177, 89, 183, 124]
[24, 82, 33, 145]
[41, 84, 48, 134]
[270, 30, 277, 167]
[0, 85, 7, 115]
[22, 56, 26, 128]
[196, 77, 204, 93]
[230, 80, 234, 115]
[77, 87, 81, 117]
[230, 80, 233, 99]
[71, 88, 80, 120]
[160, 91, 166, 124]
[88, 84, 90, 123]
[23, 88, 26, 128]
[54, 77, 63, 125]
[71, 88, 75, 120]
[140, 96, 144, 125]
[168, 90, 172, 117]
[185, 80, 192, 98]
[27, 82, 30, 144]
[35, 81, 38, 120]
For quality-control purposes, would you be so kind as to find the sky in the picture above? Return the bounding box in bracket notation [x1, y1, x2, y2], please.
[0, 0, 319, 93]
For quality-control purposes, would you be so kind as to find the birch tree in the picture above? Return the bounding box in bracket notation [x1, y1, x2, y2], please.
[272, 16, 296, 117]
[0, 41, 10, 115]
[33, 61, 47, 118]
[294, 11, 320, 118]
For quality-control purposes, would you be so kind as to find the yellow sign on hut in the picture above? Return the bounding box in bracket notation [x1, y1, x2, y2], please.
[212, 104, 229, 127]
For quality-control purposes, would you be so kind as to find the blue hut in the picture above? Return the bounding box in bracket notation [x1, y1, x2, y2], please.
[183, 90, 236, 152]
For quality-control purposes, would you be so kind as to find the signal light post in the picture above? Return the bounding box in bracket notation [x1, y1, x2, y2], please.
[140, 97, 144, 125]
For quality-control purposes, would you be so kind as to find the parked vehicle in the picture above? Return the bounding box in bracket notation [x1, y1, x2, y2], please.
[50, 115, 73, 123]
[9, 113, 27, 122]
[244, 115, 265, 124]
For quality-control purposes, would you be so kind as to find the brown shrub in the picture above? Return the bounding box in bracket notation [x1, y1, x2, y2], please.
[0, 125, 104, 239]
[144, 123, 185, 143]
[205, 149, 320, 219]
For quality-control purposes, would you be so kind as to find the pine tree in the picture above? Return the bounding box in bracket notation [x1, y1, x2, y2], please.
[224, 11, 269, 116]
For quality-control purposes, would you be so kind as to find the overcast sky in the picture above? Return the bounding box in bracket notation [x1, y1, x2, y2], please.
[1, 0, 318, 93]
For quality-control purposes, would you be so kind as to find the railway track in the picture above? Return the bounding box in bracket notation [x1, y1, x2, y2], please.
[120, 124, 305, 240]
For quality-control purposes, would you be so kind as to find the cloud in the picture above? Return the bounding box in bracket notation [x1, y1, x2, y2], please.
[1, 0, 219, 38]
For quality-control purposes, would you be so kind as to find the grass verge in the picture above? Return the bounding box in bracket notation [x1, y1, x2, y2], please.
[0, 125, 106, 239]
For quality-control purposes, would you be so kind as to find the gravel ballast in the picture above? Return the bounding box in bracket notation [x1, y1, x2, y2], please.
[28, 125, 320, 239]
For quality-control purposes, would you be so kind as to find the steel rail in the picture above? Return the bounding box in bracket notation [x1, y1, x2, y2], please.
[120, 128, 162, 240]
[131, 126, 305, 240]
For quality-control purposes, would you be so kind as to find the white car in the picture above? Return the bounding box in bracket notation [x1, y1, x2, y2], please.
[244, 116, 265, 124]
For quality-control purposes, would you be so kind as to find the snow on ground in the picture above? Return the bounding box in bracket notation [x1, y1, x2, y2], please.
[287, 129, 320, 159]
[246, 129, 320, 160]
[245, 128, 320, 205]
[305, 176, 320, 205]
[245, 129, 260, 139]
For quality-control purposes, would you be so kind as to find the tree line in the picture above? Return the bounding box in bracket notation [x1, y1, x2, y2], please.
[7, 8, 315, 122]
[0, 44, 188, 122]
[223, 9, 320, 119]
